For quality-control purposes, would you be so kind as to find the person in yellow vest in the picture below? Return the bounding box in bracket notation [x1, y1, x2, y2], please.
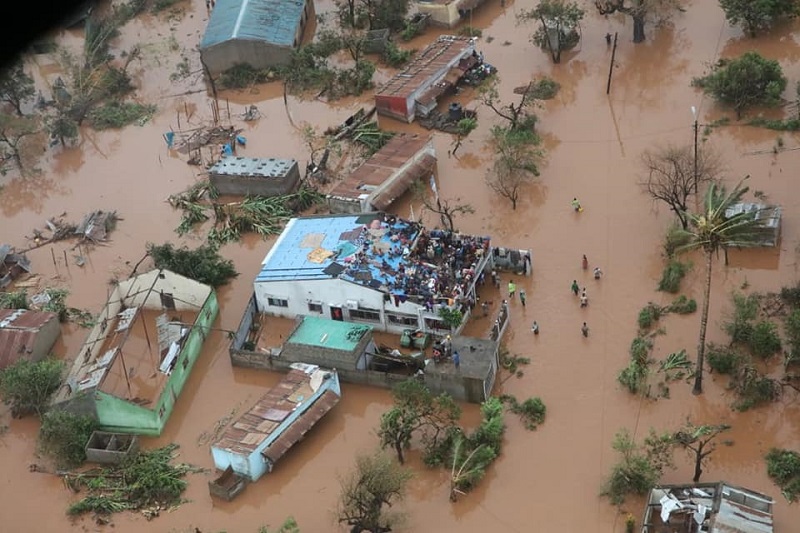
[508, 280, 516, 299]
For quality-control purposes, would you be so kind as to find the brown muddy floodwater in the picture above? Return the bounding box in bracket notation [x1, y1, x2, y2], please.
[2, 0, 800, 531]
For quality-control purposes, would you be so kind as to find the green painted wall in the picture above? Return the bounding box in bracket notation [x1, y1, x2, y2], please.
[95, 291, 219, 436]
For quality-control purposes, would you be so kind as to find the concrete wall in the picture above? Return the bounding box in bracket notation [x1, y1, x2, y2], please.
[415, 1, 460, 27]
[30, 316, 61, 361]
[210, 164, 301, 197]
[281, 328, 372, 370]
[327, 195, 366, 214]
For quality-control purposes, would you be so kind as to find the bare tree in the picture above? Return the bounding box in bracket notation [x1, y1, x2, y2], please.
[595, 0, 683, 43]
[412, 181, 474, 232]
[672, 421, 732, 482]
[639, 144, 721, 229]
[479, 76, 560, 131]
[0, 113, 39, 174]
[486, 126, 543, 210]
[337, 451, 411, 533]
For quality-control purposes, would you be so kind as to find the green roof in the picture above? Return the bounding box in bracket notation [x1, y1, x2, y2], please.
[288, 316, 372, 352]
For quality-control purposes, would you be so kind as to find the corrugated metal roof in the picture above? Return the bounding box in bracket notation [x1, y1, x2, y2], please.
[213, 368, 339, 455]
[210, 157, 297, 178]
[375, 35, 474, 100]
[0, 309, 58, 369]
[262, 389, 339, 462]
[370, 154, 437, 210]
[327, 134, 434, 201]
[200, 0, 307, 49]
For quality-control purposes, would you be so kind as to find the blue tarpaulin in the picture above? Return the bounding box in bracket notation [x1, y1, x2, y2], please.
[164, 131, 175, 148]
[236, 135, 247, 146]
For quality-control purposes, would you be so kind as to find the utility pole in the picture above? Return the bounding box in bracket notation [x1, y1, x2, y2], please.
[606, 32, 618, 95]
[691, 106, 699, 193]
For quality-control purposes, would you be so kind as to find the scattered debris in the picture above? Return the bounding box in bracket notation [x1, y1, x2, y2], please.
[242, 105, 261, 121]
[0, 244, 31, 288]
[74, 210, 119, 243]
[168, 180, 324, 245]
[325, 107, 377, 141]
[169, 125, 242, 154]
[419, 108, 478, 134]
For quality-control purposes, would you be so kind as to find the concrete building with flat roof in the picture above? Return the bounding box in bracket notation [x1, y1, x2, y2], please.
[200, 0, 315, 75]
[327, 134, 436, 214]
[209, 157, 300, 196]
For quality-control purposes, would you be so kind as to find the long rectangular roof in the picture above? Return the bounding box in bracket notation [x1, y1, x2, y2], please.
[327, 134, 434, 201]
[213, 366, 340, 456]
[375, 35, 474, 100]
[200, 0, 307, 49]
[210, 157, 297, 178]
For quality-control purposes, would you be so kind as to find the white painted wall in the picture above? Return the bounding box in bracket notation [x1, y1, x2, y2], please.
[255, 278, 431, 333]
[119, 269, 212, 311]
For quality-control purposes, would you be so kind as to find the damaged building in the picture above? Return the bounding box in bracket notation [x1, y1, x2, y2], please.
[641, 482, 774, 533]
[326, 134, 436, 214]
[52, 269, 218, 436]
[375, 35, 477, 123]
[0, 309, 61, 370]
[0, 244, 31, 288]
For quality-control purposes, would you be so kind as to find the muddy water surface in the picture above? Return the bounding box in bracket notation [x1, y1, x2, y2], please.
[2, 0, 800, 531]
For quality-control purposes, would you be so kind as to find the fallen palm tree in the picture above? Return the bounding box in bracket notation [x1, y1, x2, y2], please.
[63, 444, 202, 520]
[168, 180, 324, 245]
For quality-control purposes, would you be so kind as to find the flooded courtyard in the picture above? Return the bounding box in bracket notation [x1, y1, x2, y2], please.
[1, 0, 800, 531]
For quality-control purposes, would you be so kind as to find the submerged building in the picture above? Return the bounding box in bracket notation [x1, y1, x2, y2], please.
[251, 213, 502, 334]
[199, 0, 315, 75]
[0, 309, 61, 370]
[327, 134, 436, 214]
[211, 363, 341, 482]
[52, 269, 218, 436]
[375, 35, 476, 122]
[209, 157, 301, 197]
[641, 482, 774, 533]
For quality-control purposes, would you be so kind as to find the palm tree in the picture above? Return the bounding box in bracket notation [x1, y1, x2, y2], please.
[677, 178, 767, 394]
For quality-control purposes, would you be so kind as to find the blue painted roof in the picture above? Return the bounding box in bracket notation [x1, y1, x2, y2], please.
[200, 0, 307, 49]
[257, 214, 427, 295]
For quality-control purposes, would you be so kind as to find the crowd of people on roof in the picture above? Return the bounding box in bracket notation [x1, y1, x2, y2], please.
[340, 215, 491, 313]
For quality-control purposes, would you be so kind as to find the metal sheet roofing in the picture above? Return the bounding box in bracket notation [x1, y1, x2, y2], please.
[287, 316, 371, 351]
[213, 368, 339, 456]
[0, 309, 58, 369]
[375, 35, 474, 100]
[210, 157, 297, 178]
[200, 0, 307, 49]
[262, 389, 339, 463]
[370, 154, 436, 210]
[327, 134, 434, 201]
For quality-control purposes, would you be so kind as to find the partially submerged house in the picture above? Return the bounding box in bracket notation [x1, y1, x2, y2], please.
[375, 35, 476, 122]
[414, 0, 490, 28]
[252, 213, 510, 334]
[327, 134, 436, 214]
[199, 0, 315, 75]
[209, 157, 300, 196]
[0, 244, 31, 288]
[641, 482, 774, 533]
[0, 309, 61, 370]
[211, 363, 341, 482]
[725, 203, 782, 247]
[52, 269, 218, 436]
[231, 303, 510, 403]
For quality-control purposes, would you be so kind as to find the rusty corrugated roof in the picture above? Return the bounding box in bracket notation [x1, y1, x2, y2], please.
[370, 154, 437, 211]
[327, 134, 433, 201]
[375, 36, 473, 100]
[0, 309, 58, 369]
[262, 389, 340, 463]
[213, 368, 338, 455]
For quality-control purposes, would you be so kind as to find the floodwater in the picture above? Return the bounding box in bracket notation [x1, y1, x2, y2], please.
[2, 0, 800, 531]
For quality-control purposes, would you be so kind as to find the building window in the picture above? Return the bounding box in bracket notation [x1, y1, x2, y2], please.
[158, 405, 166, 419]
[308, 302, 323, 313]
[267, 297, 289, 308]
[387, 313, 418, 327]
[425, 317, 449, 331]
[350, 308, 380, 322]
